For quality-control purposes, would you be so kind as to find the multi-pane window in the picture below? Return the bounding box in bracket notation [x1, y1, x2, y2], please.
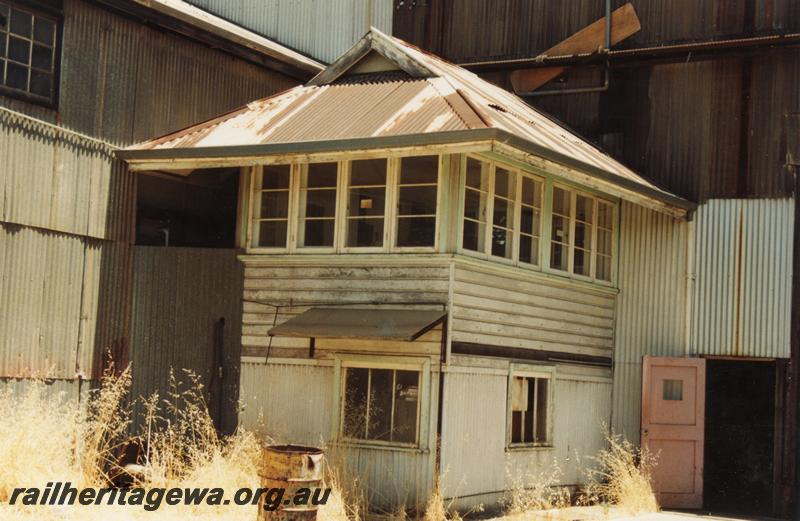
[396, 156, 438, 247]
[342, 367, 420, 445]
[0, 1, 58, 104]
[519, 177, 543, 266]
[509, 374, 551, 446]
[549, 185, 615, 282]
[462, 157, 489, 252]
[347, 159, 387, 248]
[297, 162, 338, 248]
[252, 164, 291, 248]
[492, 166, 516, 259]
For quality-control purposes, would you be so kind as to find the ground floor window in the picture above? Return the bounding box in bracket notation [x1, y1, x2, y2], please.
[335, 356, 430, 448]
[508, 366, 553, 447]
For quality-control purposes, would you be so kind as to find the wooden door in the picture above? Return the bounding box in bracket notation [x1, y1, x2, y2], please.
[641, 356, 706, 508]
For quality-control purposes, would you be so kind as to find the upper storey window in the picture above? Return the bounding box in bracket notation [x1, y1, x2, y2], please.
[0, 1, 59, 106]
[461, 156, 614, 284]
[249, 156, 440, 252]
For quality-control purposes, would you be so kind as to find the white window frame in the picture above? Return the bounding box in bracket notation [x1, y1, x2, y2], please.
[547, 182, 617, 284]
[506, 364, 555, 450]
[332, 354, 431, 451]
[457, 155, 545, 270]
[246, 156, 441, 254]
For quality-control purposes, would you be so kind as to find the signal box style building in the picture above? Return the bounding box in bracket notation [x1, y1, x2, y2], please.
[122, 28, 723, 510]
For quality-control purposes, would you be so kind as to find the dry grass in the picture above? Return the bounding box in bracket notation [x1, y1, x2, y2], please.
[580, 431, 659, 515]
[501, 460, 571, 514]
[0, 367, 261, 520]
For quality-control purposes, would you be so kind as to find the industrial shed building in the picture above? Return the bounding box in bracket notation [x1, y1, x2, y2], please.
[121, 28, 703, 510]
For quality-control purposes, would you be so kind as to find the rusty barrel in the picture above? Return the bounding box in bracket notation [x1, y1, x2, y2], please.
[258, 444, 324, 521]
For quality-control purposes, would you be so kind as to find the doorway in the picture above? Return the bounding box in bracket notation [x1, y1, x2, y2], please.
[703, 359, 775, 516]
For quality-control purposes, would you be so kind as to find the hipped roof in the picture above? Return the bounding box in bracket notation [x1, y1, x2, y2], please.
[119, 28, 691, 215]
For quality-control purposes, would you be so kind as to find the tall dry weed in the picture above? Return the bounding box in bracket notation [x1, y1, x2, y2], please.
[581, 431, 658, 514]
[501, 460, 570, 514]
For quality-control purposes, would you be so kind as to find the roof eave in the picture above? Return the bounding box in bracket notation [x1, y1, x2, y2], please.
[117, 128, 693, 217]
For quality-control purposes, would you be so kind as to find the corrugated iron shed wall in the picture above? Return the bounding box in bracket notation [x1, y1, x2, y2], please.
[691, 199, 795, 358]
[130, 247, 243, 434]
[393, 0, 799, 63]
[0, 0, 295, 388]
[185, 0, 394, 63]
[612, 201, 689, 443]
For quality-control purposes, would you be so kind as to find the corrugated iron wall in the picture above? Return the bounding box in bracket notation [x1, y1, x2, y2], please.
[691, 199, 795, 358]
[185, 0, 394, 63]
[239, 359, 438, 508]
[612, 199, 795, 442]
[130, 247, 243, 434]
[441, 362, 612, 510]
[0, 0, 295, 398]
[612, 201, 689, 442]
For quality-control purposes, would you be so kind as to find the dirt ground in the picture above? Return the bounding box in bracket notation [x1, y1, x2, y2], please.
[493, 507, 774, 521]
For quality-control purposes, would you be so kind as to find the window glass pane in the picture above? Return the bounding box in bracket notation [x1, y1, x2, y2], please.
[494, 167, 514, 198]
[491, 227, 512, 259]
[466, 157, 489, 189]
[398, 186, 436, 216]
[348, 187, 385, 217]
[33, 17, 54, 46]
[552, 187, 571, 215]
[8, 35, 28, 64]
[397, 217, 435, 247]
[9, 8, 30, 37]
[393, 370, 419, 443]
[463, 189, 486, 222]
[574, 220, 591, 250]
[303, 189, 336, 218]
[5, 60, 25, 89]
[597, 255, 612, 281]
[462, 219, 484, 252]
[0, 34, 6, 57]
[535, 378, 549, 443]
[307, 162, 337, 188]
[576, 195, 593, 223]
[31, 43, 50, 70]
[28, 67, 48, 97]
[262, 165, 290, 189]
[400, 155, 437, 184]
[524, 380, 535, 442]
[368, 369, 393, 441]
[551, 242, 568, 271]
[519, 234, 539, 265]
[598, 201, 614, 229]
[551, 215, 569, 244]
[351, 158, 386, 186]
[302, 220, 335, 248]
[347, 218, 383, 248]
[493, 196, 512, 228]
[255, 220, 287, 248]
[597, 228, 612, 256]
[520, 206, 540, 237]
[521, 177, 542, 207]
[0, 4, 8, 28]
[574, 248, 590, 276]
[663, 379, 683, 401]
[259, 191, 289, 219]
[343, 368, 369, 439]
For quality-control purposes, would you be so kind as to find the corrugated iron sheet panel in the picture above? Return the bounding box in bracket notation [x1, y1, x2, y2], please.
[186, 0, 394, 63]
[441, 364, 611, 510]
[0, 108, 134, 242]
[53, 0, 296, 146]
[611, 201, 689, 443]
[691, 199, 794, 358]
[0, 225, 132, 380]
[130, 247, 243, 433]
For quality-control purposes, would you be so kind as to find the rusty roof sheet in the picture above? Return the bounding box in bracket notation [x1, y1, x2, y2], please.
[126, 28, 681, 204]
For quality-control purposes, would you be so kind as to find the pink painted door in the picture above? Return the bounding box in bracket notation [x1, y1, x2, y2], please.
[641, 356, 706, 509]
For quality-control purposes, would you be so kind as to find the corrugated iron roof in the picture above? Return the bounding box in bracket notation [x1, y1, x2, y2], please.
[123, 28, 688, 211]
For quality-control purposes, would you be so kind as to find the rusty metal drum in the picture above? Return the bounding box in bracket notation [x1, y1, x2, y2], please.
[258, 444, 325, 521]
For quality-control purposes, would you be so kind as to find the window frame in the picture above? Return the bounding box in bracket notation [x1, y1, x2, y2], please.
[458, 154, 545, 270]
[457, 155, 618, 286]
[547, 182, 617, 284]
[246, 155, 441, 254]
[506, 364, 555, 450]
[332, 354, 431, 451]
[0, 0, 62, 108]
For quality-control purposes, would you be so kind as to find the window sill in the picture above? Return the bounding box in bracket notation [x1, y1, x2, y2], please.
[505, 444, 554, 452]
[330, 440, 429, 454]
